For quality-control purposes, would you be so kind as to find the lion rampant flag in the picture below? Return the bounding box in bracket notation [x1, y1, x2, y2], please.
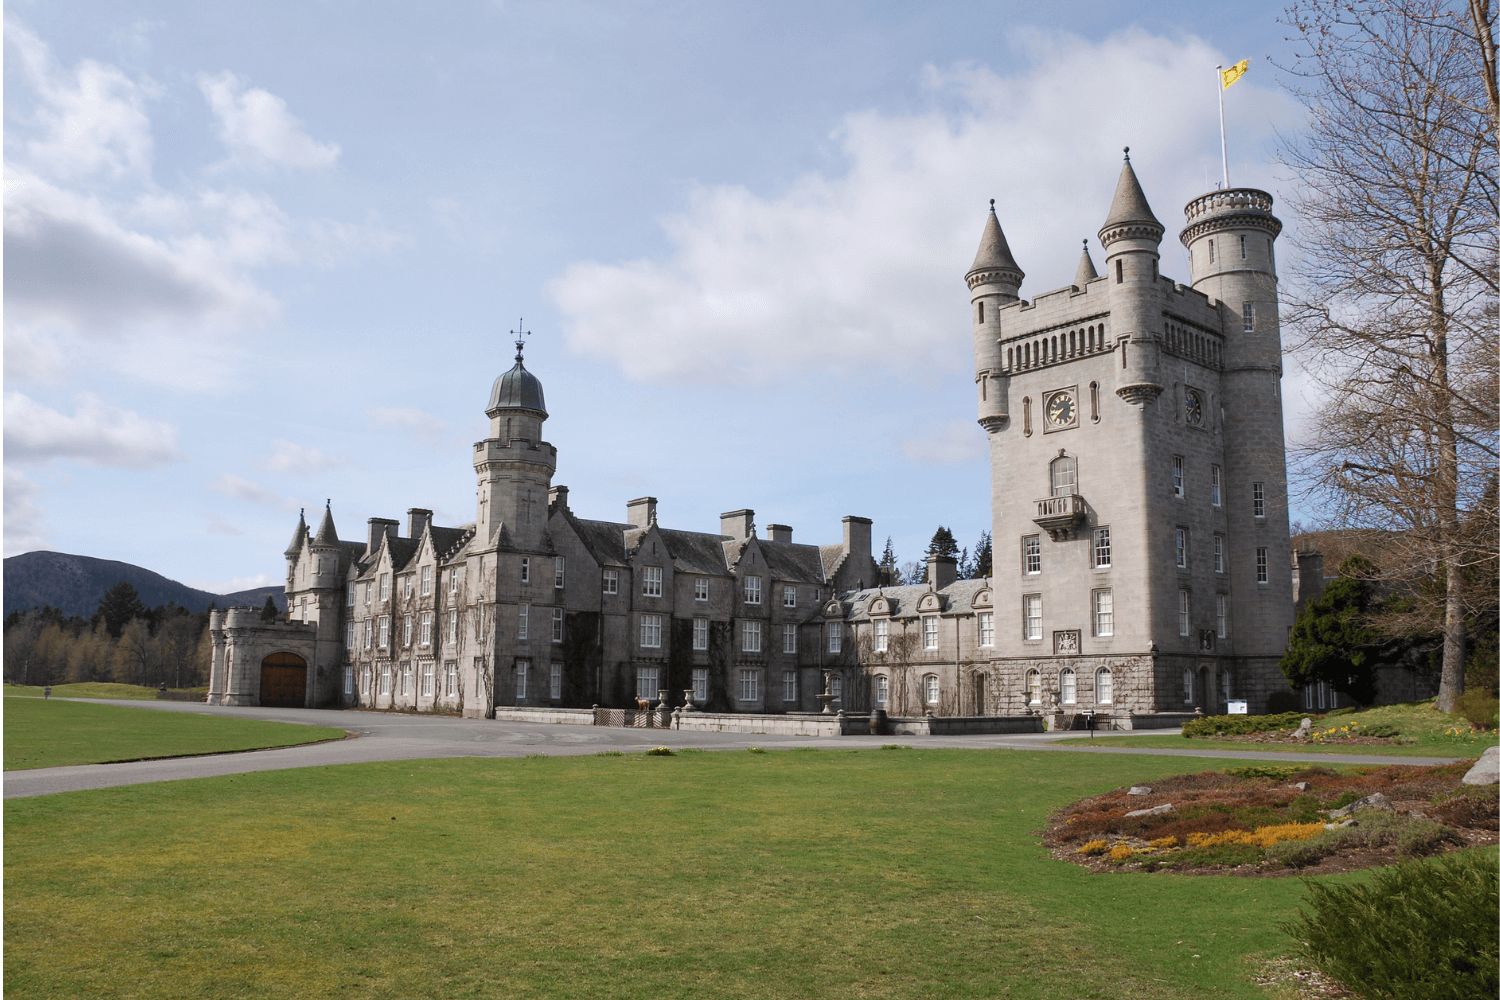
[1220, 58, 1250, 89]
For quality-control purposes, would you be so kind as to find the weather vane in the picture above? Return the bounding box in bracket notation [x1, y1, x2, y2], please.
[510, 318, 531, 362]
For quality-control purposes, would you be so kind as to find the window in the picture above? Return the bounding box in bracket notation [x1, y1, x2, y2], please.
[979, 612, 994, 647]
[783, 624, 797, 654]
[1026, 669, 1041, 705]
[783, 670, 798, 702]
[550, 662, 562, 700]
[1173, 456, 1184, 497]
[1178, 590, 1191, 636]
[554, 557, 565, 589]
[1239, 234, 1247, 259]
[380, 662, 390, 694]
[520, 557, 530, 583]
[1221, 671, 1232, 702]
[740, 669, 760, 702]
[364, 619, 374, 649]
[828, 621, 843, 653]
[923, 674, 940, 704]
[693, 618, 709, 650]
[1256, 548, 1269, 584]
[603, 569, 618, 594]
[642, 566, 663, 597]
[636, 614, 662, 648]
[348, 582, 357, 607]
[1092, 527, 1111, 569]
[744, 576, 761, 604]
[1061, 668, 1076, 704]
[477, 604, 487, 641]
[1253, 482, 1265, 517]
[1093, 590, 1114, 637]
[874, 619, 889, 652]
[1115, 258, 1123, 283]
[694, 578, 709, 601]
[420, 611, 433, 646]
[345, 621, 356, 648]
[1211, 465, 1222, 506]
[422, 661, 434, 697]
[1090, 381, 1100, 422]
[444, 660, 457, 697]
[692, 668, 709, 702]
[448, 609, 458, 643]
[1023, 396, 1032, 435]
[923, 616, 938, 650]
[380, 574, 390, 601]
[364, 581, 372, 605]
[1096, 667, 1113, 704]
[421, 566, 432, 596]
[551, 607, 564, 643]
[1208, 239, 1216, 264]
[636, 666, 658, 700]
[518, 604, 529, 641]
[875, 675, 889, 705]
[1176, 528, 1188, 568]
[1242, 301, 1255, 332]
[742, 620, 762, 653]
[978, 301, 984, 324]
[1214, 534, 1225, 573]
[783, 585, 797, 608]
[379, 616, 390, 648]
[1024, 595, 1042, 640]
[1182, 667, 1193, 703]
[1023, 535, 1041, 574]
[516, 660, 528, 699]
[449, 568, 458, 594]
[402, 615, 413, 646]
[1217, 594, 1228, 638]
[343, 667, 353, 695]
[1050, 455, 1076, 496]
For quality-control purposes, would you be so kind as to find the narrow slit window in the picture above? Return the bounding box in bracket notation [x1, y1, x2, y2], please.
[1115, 259, 1123, 283]
[978, 301, 984, 324]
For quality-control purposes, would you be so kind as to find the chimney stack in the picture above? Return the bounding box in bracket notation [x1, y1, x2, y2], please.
[720, 509, 755, 540]
[627, 496, 657, 529]
[1293, 549, 1325, 610]
[549, 485, 569, 513]
[367, 517, 398, 553]
[926, 553, 957, 591]
[766, 524, 793, 543]
[842, 516, 872, 563]
[406, 508, 433, 538]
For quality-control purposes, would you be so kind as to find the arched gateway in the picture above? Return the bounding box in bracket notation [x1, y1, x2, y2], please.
[259, 652, 307, 708]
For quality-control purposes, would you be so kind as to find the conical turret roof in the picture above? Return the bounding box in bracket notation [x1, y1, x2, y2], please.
[285, 509, 308, 556]
[1073, 240, 1098, 286]
[967, 202, 1024, 280]
[313, 503, 339, 545]
[1100, 149, 1163, 238]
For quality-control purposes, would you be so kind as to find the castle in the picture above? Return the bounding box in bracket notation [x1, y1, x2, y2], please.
[208, 153, 1303, 720]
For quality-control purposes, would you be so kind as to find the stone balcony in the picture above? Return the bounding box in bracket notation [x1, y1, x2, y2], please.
[1033, 494, 1086, 540]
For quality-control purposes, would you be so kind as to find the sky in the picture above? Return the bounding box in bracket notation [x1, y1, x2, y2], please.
[3, 0, 1314, 594]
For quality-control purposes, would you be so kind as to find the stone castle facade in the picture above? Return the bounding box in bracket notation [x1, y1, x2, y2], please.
[208, 153, 1303, 718]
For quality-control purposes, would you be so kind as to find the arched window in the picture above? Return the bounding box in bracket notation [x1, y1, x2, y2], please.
[1096, 667, 1113, 704]
[831, 674, 842, 705]
[924, 674, 939, 704]
[1006, 347, 1013, 369]
[1050, 455, 1076, 497]
[1023, 397, 1032, 436]
[1060, 668, 1076, 704]
[1026, 668, 1041, 705]
[1182, 667, 1194, 704]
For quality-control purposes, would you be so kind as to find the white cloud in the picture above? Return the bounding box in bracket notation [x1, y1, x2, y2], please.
[207, 473, 299, 511]
[3, 392, 183, 468]
[4, 469, 52, 556]
[367, 405, 448, 438]
[257, 438, 343, 476]
[200, 71, 340, 172]
[548, 28, 1300, 386]
[900, 420, 987, 465]
[186, 572, 275, 594]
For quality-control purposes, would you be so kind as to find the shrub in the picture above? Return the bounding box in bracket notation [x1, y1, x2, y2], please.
[880, 744, 912, 750]
[1329, 790, 1361, 810]
[1266, 690, 1301, 714]
[595, 750, 623, 756]
[1182, 712, 1309, 738]
[1148, 836, 1178, 849]
[1224, 764, 1303, 781]
[1432, 790, 1500, 831]
[645, 746, 676, 756]
[1364, 723, 1401, 738]
[1077, 840, 1109, 856]
[1186, 823, 1323, 850]
[1453, 689, 1499, 730]
[1108, 845, 1134, 862]
[1284, 853, 1499, 1000]
[746, 747, 766, 754]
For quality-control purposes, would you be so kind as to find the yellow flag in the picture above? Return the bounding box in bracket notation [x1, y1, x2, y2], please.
[1221, 58, 1250, 89]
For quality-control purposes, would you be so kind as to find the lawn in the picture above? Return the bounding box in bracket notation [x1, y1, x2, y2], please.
[4, 682, 208, 700]
[2, 747, 1451, 999]
[3, 699, 346, 769]
[1048, 733, 1476, 757]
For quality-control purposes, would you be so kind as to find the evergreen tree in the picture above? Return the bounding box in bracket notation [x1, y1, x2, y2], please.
[926, 526, 959, 558]
[971, 531, 992, 579]
[94, 582, 146, 640]
[1280, 556, 1404, 705]
[877, 536, 899, 587]
[261, 595, 281, 621]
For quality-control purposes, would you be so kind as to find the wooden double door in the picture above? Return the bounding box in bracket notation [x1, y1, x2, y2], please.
[259, 652, 307, 708]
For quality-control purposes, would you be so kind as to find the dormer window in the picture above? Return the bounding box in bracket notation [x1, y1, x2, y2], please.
[421, 566, 432, 596]
[643, 566, 663, 597]
[379, 574, 390, 601]
[744, 576, 761, 605]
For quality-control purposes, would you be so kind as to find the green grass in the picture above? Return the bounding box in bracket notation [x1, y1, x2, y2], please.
[4, 682, 208, 700]
[1047, 733, 1471, 757]
[3, 699, 346, 769]
[1, 748, 1436, 999]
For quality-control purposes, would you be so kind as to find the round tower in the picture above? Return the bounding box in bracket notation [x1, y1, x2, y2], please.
[1098, 149, 1165, 405]
[967, 200, 1023, 431]
[1180, 188, 1292, 654]
[475, 335, 556, 549]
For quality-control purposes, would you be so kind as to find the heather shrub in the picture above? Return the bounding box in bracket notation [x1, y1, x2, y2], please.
[1077, 840, 1108, 856]
[1284, 853, 1498, 1000]
[1108, 845, 1134, 862]
[1223, 764, 1303, 782]
[1182, 712, 1309, 738]
[1432, 789, 1499, 831]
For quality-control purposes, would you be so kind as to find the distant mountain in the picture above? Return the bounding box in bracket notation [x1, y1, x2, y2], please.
[3, 551, 285, 619]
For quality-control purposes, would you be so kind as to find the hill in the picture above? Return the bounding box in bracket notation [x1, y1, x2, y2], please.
[3, 551, 285, 618]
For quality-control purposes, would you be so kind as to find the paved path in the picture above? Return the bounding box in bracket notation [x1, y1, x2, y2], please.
[2, 698, 1462, 799]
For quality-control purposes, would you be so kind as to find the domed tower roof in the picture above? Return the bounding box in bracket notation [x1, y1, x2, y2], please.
[487, 334, 547, 417]
[1099, 148, 1164, 246]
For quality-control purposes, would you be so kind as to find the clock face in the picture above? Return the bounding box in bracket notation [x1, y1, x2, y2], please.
[1185, 391, 1203, 426]
[1046, 392, 1075, 426]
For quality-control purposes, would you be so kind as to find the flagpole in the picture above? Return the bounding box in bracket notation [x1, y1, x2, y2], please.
[1216, 65, 1230, 189]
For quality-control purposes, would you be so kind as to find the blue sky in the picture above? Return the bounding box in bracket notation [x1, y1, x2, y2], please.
[3, 1, 1311, 592]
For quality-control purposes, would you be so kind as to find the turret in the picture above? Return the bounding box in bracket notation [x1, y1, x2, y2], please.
[1180, 188, 1283, 372]
[1099, 148, 1165, 405]
[474, 331, 557, 549]
[968, 201, 1023, 431]
[1073, 239, 1098, 288]
[284, 508, 308, 591]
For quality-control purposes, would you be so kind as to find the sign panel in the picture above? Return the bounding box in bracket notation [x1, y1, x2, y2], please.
[1227, 699, 1248, 715]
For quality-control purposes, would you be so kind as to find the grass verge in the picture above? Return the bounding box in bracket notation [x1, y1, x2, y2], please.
[1047, 733, 1468, 757]
[3, 699, 345, 769]
[3, 748, 1409, 999]
[4, 682, 208, 700]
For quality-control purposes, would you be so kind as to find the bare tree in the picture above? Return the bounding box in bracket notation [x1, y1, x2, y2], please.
[1279, 0, 1498, 710]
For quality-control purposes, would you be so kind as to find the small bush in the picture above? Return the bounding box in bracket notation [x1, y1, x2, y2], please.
[880, 744, 912, 750]
[1224, 764, 1303, 781]
[1453, 689, 1499, 731]
[1149, 836, 1178, 849]
[1284, 853, 1499, 1000]
[645, 746, 676, 756]
[595, 750, 623, 756]
[1186, 823, 1323, 850]
[1363, 723, 1401, 738]
[1432, 789, 1500, 831]
[746, 747, 766, 754]
[1183, 712, 1309, 738]
[1077, 840, 1109, 856]
[1108, 845, 1134, 862]
[1329, 790, 1361, 810]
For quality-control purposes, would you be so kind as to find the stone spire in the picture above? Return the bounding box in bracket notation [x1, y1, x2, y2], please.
[1073, 239, 1098, 287]
[968, 201, 1024, 279]
[284, 508, 308, 556]
[1099, 148, 1164, 246]
[313, 502, 339, 545]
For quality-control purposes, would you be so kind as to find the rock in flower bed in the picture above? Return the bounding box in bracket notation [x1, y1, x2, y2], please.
[1044, 760, 1498, 876]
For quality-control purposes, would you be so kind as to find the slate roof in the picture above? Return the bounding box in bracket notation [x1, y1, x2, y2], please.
[968, 203, 1024, 278]
[1073, 241, 1099, 286]
[570, 516, 632, 567]
[759, 539, 827, 584]
[313, 505, 339, 545]
[842, 578, 989, 622]
[488, 358, 547, 416]
[1101, 154, 1162, 233]
[285, 512, 308, 556]
[659, 528, 732, 576]
[430, 525, 472, 564]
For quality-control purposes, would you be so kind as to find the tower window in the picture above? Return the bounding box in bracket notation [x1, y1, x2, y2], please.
[1023, 595, 1043, 640]
[554, 556, 565, 589]
[1022, 397, 1032, 436]
[1253, 482, 1266, 517]
[1176, 528, 1188, 568]
[1256, 548, 1269, 583]
[1050, 455, 1076, 496]
[1093, 527, 1111, 568]
[1023, 535, 1042, 575]
[1173, 456, 1184, 497]
[1217, 594, 1228, 638]
[1115, 259, 1123, 283]
[1090, 382, 1100, 422]
[1240, 235, 1247, 259]
[1178, 590, 1190, 636]
[1093, 590, 1114, 637]
[1211, 465, 1222, 506]
[978, 301, 984, 324]
[1208, 240, 1215, 264]
[1243, 301, 1255, 332]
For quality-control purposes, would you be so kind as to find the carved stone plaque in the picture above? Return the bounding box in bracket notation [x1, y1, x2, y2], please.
[1053, 630, 1081, 655]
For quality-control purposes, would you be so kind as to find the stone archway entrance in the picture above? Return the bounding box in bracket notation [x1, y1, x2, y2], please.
[260, 652, 307, 707]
